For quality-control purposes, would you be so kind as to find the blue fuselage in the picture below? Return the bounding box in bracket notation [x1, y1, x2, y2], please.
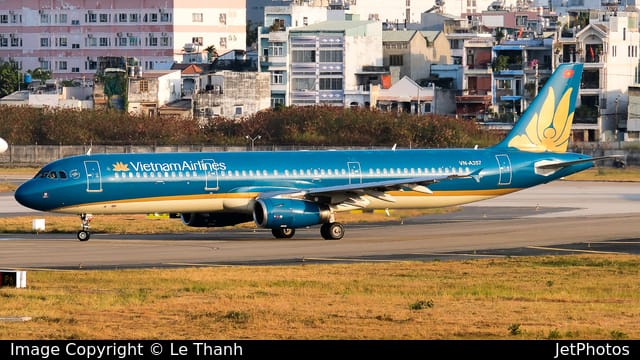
[15, 148, 593, 215]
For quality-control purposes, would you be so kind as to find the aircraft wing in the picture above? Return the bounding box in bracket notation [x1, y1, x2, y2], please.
[258, 169, 482, 208]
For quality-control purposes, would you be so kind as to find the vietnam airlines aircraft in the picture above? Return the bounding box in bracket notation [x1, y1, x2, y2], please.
[15, 63, 610, 241]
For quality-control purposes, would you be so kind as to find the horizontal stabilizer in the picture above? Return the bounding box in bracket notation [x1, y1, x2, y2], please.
[535, 155, 621, 176]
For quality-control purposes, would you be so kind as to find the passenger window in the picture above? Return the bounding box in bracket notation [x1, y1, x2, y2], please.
[48, 172, 57, 179]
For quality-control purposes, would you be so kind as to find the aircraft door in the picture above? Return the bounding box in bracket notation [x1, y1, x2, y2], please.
[84, 160, 103, 192]
[495, 154, 512, 185]
[347, 162, 362, 184]
[202, 159, 219, 191]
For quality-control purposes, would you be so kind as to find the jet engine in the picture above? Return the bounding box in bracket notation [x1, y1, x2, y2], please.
[253, 198, 331, 229]
[181, 212, 253, 227]
[0, 137, 7, 153]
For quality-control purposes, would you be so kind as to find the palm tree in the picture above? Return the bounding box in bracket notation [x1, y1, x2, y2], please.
[205, 45, 218, 62]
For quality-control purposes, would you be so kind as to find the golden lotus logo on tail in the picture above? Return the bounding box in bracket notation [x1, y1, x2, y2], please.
[112, 162, 130, 171]
[507, 86, 575, 153]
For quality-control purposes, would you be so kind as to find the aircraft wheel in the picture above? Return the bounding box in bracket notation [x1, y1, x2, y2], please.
[272, 227, 295, 239]
[321, 222, 344, 240]
[77, 230, 91, 241]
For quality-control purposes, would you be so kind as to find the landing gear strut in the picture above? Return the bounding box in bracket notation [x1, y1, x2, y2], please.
[77, 213, 93, 241]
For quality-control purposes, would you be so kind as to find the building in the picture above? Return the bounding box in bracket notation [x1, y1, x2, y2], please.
[555, 10, 640, 142]
[288, 20, 384, 107]
[0, 0, 246, 80]
[382, 30, 451, 84]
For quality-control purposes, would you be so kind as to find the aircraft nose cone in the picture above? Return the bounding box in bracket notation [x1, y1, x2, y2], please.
[14, 181, 45, 211]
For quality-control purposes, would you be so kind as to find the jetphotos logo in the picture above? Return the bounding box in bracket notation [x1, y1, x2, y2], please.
[111, 160, 227, 172]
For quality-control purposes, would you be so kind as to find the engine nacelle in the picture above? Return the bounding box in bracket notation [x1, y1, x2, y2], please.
[181, 212, 253, 227]
[0, 137, 7, 154]
[253, 198, 331, 229]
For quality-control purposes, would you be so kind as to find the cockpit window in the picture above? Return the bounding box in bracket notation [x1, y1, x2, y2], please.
[35, 170, 68, 180]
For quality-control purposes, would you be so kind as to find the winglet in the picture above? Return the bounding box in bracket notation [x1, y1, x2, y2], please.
[492, 63, 583, 153]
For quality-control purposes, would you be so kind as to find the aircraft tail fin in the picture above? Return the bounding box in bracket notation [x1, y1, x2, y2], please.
[492, 63, 584, 153]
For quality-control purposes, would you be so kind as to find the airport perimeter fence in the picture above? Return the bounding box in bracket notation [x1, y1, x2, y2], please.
[0, 143, 638, 167]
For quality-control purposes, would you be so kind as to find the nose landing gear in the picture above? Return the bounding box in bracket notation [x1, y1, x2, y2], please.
[77, 213, 93, 241]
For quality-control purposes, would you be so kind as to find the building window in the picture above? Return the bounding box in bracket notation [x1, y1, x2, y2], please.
[100, 37, 109, 46]
[272, 71, 284, 84]
[139, 80, 149, 93]
[40, 38, 50, 47]
[1, 15, 9, 24]
[119, 13, 127, 22]
[269, 42, 284, 56]
[319, 78, 343, 90]
[192, 13, 203, 22]
[320, 50, 342, 62]
[130, 13, 139, 22]
[119, 37, 127, 46]
[72, 67, 80, 73]
[303, 17, 308, 25]
[99, 14, 108, 23]
[149, 13, 158, 22]
[0, 38, 7, 47]
[87, 37, 97, 47]
[235, 107, 242, 116]
[292, 50, 316, 63]
[87, 13, 97, 23]
[220, 37, 227, 48]
[219, 13, 226, 24]
[58, 37, 67, 47]
[148, 36, 158, 46]
[88, 60, 97, 70]
[129, 37, 138, 46]
[161, 12, 170, 22]
[498, 79, 512, 89]
[58, 13, 67, 23]
[58, 61, 67, 70]
[11, 37, 21, 47]
[192, 37, 203, 46]
[72, 43, 80, 49]
[40, 60, 50, 70]
[292, 78, 315, 91]
[40, 13, 50, 23]
[389, 54, 403, 66]
[160, 36, 170, 47]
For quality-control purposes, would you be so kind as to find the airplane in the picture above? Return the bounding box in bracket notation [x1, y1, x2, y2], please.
[0, 137, 7, 153]
[14, 63, 613, 241]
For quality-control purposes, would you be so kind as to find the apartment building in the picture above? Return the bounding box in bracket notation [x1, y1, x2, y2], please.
[0, 0, 246, 80]
[555, 10, 639, 142]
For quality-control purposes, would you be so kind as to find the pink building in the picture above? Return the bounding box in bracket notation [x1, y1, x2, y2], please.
[0, 0, 246, 80]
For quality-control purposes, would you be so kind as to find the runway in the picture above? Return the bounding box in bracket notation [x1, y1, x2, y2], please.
[0, 180, 639, 269]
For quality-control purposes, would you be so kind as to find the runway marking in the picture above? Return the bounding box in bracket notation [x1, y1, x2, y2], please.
[410, 252, 507, 258]
[302, 257, 393, 263]
[527, 246, 628, 255]
[586, 241, 640, 245]
[163, 262, 233, 267]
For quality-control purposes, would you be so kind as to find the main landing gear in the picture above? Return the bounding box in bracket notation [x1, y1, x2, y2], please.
[271, 222, 344, 240]
[77, 213, 93, 241]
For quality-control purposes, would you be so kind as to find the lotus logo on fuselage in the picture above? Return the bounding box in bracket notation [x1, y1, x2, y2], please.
[112, 162, 130, 171]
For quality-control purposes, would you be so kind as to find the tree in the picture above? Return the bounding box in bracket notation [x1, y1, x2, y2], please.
[27, 68, 52, 82]
[246, 20, 259, 49]
[0, 61, 21, 97]
[205, 45, 218, 62]
[494, 28, 504, 44]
